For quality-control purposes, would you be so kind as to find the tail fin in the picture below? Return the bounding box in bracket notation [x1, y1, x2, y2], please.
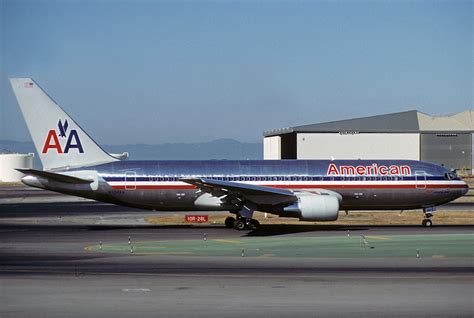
[10, 78, 118, 170]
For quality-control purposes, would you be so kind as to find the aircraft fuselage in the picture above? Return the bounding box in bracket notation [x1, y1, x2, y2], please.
[25, 159, 467, 214]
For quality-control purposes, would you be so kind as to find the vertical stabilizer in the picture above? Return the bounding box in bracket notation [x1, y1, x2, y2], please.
[10, 78, 118, 170]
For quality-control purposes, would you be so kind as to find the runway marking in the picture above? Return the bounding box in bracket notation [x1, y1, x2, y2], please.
[82, 244, 144, 251]
[365, 236, 391, 240]
[122, 288, 151, 292]
[259, 254, 275, 258]
[1, 269, 472, 280]
[134, 252, 193, 255]
[213, 239, 241, 244]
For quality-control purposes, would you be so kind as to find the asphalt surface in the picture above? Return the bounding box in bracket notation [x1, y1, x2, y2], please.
[0, 187, 473, 317]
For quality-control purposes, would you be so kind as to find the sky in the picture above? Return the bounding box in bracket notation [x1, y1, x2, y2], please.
[0, 0, 472, 145]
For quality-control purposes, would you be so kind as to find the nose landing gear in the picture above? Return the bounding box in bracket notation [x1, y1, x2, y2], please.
[422, 217, 433, 227]
[421, 207, 436, 227]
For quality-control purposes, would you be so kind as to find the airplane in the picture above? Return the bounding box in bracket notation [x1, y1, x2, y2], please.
[9, 78, 468, 230]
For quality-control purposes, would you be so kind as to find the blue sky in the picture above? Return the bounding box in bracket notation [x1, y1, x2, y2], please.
[1, 0, 472, 145]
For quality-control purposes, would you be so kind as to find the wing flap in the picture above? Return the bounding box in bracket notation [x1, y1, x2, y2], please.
[181, 178, 297, 206]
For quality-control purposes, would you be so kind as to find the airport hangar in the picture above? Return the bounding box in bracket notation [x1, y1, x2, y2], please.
[263, 110, 474, 175]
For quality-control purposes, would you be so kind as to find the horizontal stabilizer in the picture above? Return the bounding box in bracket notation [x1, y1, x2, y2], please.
[16, 169, 94, 184]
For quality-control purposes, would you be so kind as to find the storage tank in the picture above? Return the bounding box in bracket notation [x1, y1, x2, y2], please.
[0, 153, 34, 183]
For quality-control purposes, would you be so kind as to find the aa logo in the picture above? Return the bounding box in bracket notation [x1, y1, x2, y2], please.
[41, 119, 84, 154]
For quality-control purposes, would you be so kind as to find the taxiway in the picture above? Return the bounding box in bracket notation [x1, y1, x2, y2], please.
[0, 187, 473, 317]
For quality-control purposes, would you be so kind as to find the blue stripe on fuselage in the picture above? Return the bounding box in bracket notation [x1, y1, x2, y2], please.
[102, 176, 447, 182]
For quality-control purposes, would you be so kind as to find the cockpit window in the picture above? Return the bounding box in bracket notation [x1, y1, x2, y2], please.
[445, 171, 460, 180]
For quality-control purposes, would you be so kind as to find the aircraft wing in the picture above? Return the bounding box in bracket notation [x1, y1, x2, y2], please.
[180, 178, 297, 206]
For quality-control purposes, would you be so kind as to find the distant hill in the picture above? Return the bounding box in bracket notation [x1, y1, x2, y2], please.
[0, 139, 263, 169]
[0, 140, 36, 155]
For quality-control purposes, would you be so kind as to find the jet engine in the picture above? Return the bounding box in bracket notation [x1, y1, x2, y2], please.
[283, 192, 340, 221]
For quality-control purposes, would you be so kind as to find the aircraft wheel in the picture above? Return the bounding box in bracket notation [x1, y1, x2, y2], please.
[422, 219, 433, 227]
[247, 221, 256, 230]
[245, 219, 260, 231]
[250, 219, 260, 229]
[233, 219, 246, 231]
[225, 216, 236, 228]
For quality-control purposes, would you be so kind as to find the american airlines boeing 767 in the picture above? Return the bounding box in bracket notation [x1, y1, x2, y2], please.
[10, 78, 468, 230]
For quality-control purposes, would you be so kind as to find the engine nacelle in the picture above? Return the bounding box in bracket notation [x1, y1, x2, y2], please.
[284, 193, 339, 221]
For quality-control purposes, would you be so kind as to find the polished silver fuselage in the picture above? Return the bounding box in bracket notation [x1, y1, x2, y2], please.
[37, 159, 467, 215]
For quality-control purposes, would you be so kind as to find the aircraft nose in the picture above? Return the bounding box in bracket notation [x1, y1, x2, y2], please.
[461, 180, 469, 196]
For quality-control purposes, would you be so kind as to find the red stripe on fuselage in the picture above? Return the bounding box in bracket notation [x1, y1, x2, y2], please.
[111, 185, 194, 190]
[110, 183, 467, 190]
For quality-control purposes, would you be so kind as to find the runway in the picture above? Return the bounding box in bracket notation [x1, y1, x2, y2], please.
[0, 187, 473, 317]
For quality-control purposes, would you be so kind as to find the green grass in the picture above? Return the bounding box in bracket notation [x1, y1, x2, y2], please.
[87, 234, 474, 258]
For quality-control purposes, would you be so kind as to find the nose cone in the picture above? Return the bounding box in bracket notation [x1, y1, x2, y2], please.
[461, 180, 469, 196]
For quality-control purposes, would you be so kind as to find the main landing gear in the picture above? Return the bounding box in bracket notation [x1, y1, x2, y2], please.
[225, 204, 260, 231]
[224, 216, 260, 231]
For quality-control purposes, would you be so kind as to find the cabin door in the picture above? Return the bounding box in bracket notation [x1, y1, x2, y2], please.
[125, 171, 137, 190]
[415, 171, 426, 189]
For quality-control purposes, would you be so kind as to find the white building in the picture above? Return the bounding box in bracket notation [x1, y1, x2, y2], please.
[264, 110, 474, 174]
[0, 153, 34, 183]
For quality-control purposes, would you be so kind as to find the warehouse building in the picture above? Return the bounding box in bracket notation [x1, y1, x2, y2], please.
[264, 110, 473, 174]
[0, 153, 34, 183]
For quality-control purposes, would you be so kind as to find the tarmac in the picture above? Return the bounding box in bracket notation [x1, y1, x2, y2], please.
[0, 186, 473, 317]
